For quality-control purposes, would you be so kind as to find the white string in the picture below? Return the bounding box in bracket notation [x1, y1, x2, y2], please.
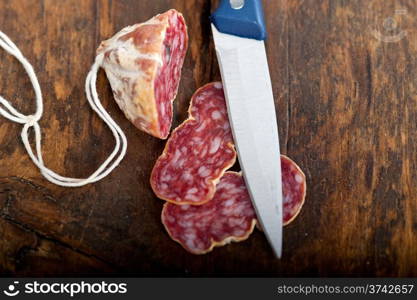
[0, 31, 128, 187]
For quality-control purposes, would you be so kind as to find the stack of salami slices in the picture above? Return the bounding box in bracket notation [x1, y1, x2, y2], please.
[151, 83, 307, 254]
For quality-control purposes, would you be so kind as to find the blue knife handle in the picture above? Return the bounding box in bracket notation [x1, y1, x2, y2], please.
[211, 0, 267, 40]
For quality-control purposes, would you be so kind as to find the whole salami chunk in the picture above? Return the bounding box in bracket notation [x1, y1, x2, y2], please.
[162, 155, 306, 254]
[97, 9, 188, 139]
[151, 82, 236, 205]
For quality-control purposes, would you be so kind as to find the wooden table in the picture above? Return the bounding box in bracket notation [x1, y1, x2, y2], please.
[1, 0, 416, 277]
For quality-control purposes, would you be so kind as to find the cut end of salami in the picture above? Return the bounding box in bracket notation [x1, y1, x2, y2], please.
[151, 82, 236, 205]
[162, 156, 306, 255]
[98, 9, 188, 139]
[162, 172, 257, 255]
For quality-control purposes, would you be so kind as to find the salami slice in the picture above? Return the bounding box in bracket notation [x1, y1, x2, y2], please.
[151, 82, 236, 205]
[281, 155, 306, 225]
[162, 172, 256, 254]
[97, 9, 188, 139]
[162, 155, 306, 254]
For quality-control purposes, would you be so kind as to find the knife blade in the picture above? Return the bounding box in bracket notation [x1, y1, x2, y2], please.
[211, 0, 283, 258]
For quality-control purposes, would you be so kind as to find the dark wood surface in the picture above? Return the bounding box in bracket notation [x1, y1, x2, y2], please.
[1, 0, 416, 276]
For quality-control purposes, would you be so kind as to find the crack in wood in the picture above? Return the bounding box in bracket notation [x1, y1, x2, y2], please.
[285, 4, 291, 155]
[0, 213, 121, 272]
[366, 51, 373, 111]
[1, 176, 58, 203]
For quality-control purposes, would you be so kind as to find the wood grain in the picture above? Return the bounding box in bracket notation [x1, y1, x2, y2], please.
[0, 0, 416, 276]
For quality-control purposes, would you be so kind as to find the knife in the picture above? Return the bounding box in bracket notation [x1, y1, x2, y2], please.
[211, 0, 283, 257]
